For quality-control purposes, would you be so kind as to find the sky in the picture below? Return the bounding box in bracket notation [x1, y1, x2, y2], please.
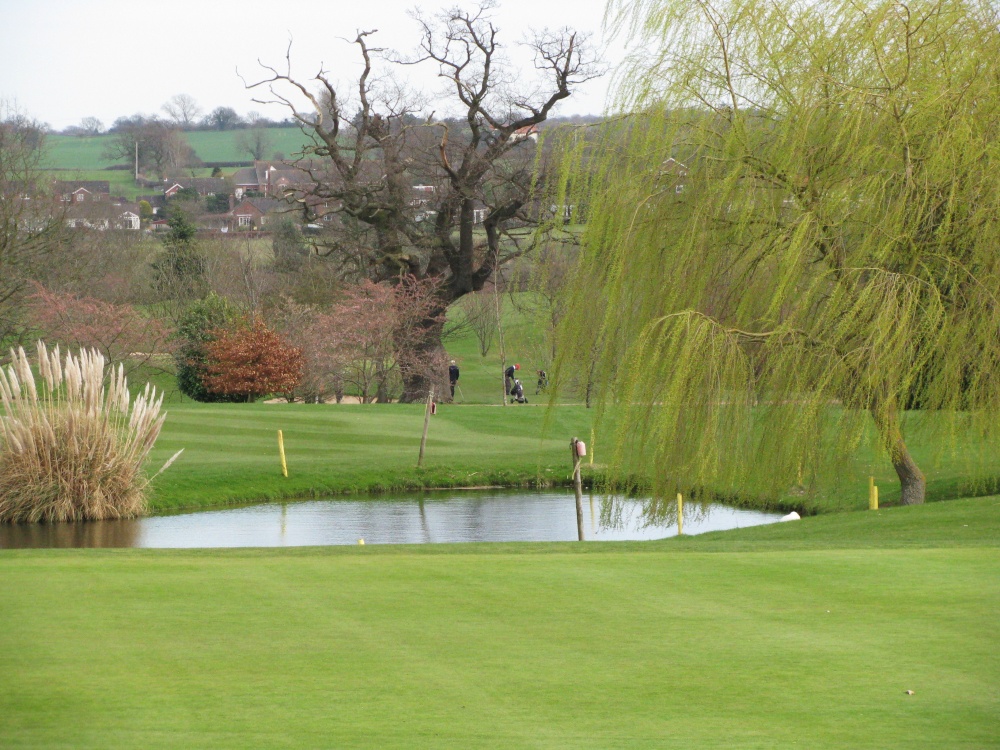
[0, 0, 626, 131]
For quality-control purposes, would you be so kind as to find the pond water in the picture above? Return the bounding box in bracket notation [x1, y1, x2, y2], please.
[0, 490, 783, 549]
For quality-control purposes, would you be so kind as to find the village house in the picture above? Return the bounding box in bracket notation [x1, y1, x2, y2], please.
[197, 197, 287, 232]
[65, 200, 141, 231]
[231, 161, 314, 199]
[52, 180, 111, 204]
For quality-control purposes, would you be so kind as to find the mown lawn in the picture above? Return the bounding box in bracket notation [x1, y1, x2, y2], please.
[1, 498, 997, 749]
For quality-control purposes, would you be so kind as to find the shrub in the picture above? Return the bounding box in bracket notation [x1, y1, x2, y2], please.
[174, 293, 243, 402]
[0, 342, 181, 523]
[201, 318, 303, 402]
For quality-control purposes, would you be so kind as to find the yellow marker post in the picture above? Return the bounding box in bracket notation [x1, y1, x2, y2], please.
[872, 485, 879, 510]
[868, 476, 875, 509]
[277, 430, 288, 478]
[677, 492, 684, 536]
[589, 428, 595, 466]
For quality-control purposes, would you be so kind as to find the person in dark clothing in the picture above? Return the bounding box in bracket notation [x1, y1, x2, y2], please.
[504, 363, 520, 394]
[448, 360, 460, 397]
[535, 369, 548, 395]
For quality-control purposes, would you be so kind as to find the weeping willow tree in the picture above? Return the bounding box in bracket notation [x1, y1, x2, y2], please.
[553, 0, 1000, 506]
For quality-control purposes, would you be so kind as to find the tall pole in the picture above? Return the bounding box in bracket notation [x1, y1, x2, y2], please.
[492, 252, 508, 407]
[570, 438, 585, 541]
[417, 386, 435, 467]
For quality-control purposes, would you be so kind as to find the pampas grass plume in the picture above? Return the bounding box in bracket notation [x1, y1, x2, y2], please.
[0, 342, 178, 523]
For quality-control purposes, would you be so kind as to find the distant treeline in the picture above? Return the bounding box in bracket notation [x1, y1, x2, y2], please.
[58, 105, 603, 138]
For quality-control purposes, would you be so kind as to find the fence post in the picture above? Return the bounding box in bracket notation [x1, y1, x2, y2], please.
[570, 438, 585, 541]
[417, 386, 435, 468]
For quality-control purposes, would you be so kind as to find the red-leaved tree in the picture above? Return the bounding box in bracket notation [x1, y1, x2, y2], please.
[334, 277, 446, 403]
[201, 318, 303, 402]
[272, 277, 447, 403]
[28, 285, 175, 376]
[273, 299, 349, 403]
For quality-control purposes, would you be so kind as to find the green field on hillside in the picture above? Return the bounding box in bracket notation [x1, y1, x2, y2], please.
[45, 128, 314, 171]
[2, 498, 996, 749]
[184, 128, 314, 162]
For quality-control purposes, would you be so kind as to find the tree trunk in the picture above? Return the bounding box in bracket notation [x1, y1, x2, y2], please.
[398, 316, 448, 404]
[872, 405, 926, 505]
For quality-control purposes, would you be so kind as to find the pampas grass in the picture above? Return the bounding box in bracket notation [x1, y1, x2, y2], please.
[0, 342, 181, 523]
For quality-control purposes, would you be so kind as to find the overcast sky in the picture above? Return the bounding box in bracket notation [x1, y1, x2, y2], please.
[0, 0, 625, 131]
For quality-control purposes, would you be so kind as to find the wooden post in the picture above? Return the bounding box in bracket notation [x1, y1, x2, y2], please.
[570, 438, 585, 541]
[277, 430, 288, 477]
[868, 475, 875, 509]
[677, 492, 684, 535]
[417, 386, 435, 468]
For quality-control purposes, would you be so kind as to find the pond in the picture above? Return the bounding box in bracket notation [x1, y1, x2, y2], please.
[0, 490, 784, 549]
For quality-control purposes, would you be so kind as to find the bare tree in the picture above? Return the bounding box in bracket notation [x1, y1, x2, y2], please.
[247, 32, 423, 281]
[235, 125, 274, 161]
[162, 94, 202, 128]
[102, 117, 195, 177]
[247, 4, 600, 399]
[78, 116, 104, 135]
[410, 3, 600, 302]
[0, 104, 68, 351]
[459, 291, 496, 356]
[203, 106, 245, 131]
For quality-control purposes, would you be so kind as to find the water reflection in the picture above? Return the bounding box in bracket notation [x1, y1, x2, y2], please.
[0, 490, 782, 549]
[0, 519, 141, 548]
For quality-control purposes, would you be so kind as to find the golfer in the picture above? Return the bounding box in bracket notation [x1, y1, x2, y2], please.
[448, 360, 460, 397]
[504, 363, 520, 394]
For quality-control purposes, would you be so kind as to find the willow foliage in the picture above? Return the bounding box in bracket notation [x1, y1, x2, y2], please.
[553, 0, 1000, 504]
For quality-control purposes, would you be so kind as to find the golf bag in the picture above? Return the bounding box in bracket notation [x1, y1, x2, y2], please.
[509, 379, 528, 404]
[535, 370, 548, 395]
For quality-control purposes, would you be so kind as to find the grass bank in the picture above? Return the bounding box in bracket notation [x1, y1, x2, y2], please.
[148, 402, 599, 511]
[147, 398, 1000, 515]
[1, 498, 996, 749]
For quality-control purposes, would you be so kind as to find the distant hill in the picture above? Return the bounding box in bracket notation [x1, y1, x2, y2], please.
[44, 128, 316, 171]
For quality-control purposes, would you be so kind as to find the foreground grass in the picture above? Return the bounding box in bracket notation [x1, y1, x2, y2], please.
[1, 498, 997, 749]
